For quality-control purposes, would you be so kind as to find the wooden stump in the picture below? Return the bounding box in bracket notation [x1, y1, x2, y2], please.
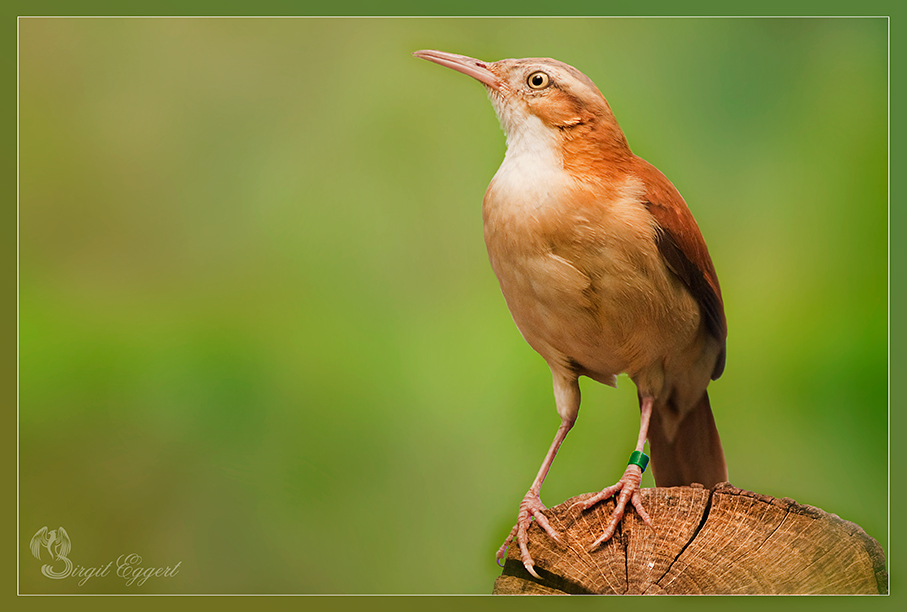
[493, 483, 887, 595]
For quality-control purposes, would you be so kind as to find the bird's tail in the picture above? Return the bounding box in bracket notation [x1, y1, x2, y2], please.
[646, 390, 728, 488]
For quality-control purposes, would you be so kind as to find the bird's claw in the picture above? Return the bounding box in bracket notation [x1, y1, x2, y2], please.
[571, 464, 652, 550]
[497, 492, 561, 578]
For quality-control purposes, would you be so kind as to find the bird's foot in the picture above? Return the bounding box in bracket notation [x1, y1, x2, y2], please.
[496, 491, 562, 579]
[570, 464, 653, 550]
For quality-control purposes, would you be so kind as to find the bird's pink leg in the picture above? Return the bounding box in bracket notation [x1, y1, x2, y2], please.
[571, 396, 655, 549]
[496, 418, 574, 579]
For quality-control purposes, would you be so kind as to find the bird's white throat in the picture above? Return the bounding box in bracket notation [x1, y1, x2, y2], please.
[488, 96, 569, 207]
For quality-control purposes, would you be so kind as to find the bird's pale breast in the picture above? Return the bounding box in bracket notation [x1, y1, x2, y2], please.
[483, 162, 703, 396]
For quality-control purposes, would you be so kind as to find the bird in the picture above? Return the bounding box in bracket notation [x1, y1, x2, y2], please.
[413, 50, 729, 579]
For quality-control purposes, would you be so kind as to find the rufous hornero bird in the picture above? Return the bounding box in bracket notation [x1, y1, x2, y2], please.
[414, 50, 728, 579]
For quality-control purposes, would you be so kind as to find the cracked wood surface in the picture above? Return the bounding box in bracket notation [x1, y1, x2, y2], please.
[493, 483, 887, 595]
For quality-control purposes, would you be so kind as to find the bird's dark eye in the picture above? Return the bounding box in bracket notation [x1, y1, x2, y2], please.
[527, 71, 550, 90]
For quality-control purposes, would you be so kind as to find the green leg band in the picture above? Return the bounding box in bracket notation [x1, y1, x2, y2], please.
[628, 450, 649, 472]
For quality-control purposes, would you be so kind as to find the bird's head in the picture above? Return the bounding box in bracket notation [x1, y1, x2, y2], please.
[414, 50, 631, 166]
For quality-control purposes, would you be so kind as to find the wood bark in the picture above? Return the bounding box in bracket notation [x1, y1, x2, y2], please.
[493, 483, 887, 594]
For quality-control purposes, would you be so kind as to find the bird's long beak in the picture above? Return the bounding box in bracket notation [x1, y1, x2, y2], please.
[413, 50, 500, 89]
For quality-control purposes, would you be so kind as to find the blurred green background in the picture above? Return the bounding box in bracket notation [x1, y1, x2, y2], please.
[18, 17, 887, 593]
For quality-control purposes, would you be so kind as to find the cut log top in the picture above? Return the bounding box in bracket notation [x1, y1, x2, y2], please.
[494, 483, 887, 595]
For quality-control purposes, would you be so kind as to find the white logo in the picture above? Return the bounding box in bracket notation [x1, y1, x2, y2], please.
[30, 526, 72, 579]
[28, 526, 181, 587]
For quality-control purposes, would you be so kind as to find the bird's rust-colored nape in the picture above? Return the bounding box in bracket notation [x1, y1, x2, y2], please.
[415, 49, 728, 580]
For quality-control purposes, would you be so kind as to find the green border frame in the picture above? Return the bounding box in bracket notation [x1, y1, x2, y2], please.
[6, 2, 901, 611]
